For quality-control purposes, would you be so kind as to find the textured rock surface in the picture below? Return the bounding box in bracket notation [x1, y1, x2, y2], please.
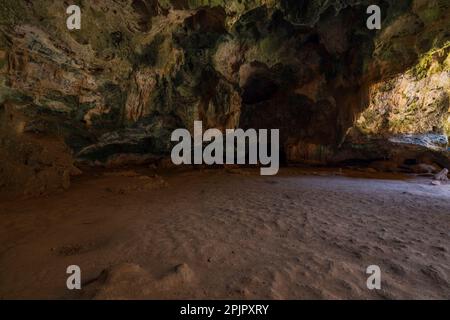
[0, 0, 449, 193]
[0, 102, 79, 196]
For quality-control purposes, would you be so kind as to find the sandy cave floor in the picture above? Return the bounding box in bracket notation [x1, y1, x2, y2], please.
[0, 168, 449, 299]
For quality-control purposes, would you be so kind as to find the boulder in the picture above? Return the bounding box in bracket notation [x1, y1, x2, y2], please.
[434, 169, 449, 181]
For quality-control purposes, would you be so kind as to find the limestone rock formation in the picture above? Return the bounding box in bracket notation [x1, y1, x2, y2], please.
[0, 102, 79, 196]
[0, 0, 449, 193]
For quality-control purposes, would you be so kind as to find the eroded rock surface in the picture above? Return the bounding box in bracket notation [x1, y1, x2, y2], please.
[0, 102, 79, 196]
[0, 0, 449, 193]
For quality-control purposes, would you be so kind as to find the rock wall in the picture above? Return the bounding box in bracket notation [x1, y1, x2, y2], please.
[0, 0, 449, 193]
[0, 102, 80, 196]
[356, 43, 450, 137]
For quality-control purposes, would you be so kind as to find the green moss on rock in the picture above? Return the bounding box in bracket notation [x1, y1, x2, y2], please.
[411, 41, 450, 79]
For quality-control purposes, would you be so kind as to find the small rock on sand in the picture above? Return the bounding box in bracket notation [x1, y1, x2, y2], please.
[89, 262, 195, 300]
[433, 168, 449, 181]
[92, 263, 153, 300]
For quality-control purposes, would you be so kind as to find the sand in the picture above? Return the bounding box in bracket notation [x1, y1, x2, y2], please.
[0, 168, 449, 299]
